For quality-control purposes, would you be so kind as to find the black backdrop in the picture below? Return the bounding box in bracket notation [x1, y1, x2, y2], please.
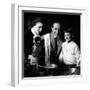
[23, 11, 80, 58]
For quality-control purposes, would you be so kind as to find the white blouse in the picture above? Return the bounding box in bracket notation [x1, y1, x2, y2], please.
[59, 41, 80, 65]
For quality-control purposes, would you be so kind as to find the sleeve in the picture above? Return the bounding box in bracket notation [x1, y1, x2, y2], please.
[74, 44, 81, 65]
[44, 34, 51, 66]
[59, 44, 63, 61]
[59, 50, 63, 61]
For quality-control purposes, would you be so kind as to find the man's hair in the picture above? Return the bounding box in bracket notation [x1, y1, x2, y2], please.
[31, 18, 42, 27]
[51, 22, 61, 28]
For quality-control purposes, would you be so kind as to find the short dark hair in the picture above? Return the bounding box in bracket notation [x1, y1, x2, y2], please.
[64, 28, 73, 34]
[31, 18, 42, 27]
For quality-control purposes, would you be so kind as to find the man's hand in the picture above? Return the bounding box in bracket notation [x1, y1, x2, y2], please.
[28, 55, 37, 65]
[76, 61, 80, 67]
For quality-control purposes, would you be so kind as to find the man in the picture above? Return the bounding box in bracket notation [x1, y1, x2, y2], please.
[25, 18, 46, 77]
[43, 22, 62, 68]
[28, 18, 43, 64]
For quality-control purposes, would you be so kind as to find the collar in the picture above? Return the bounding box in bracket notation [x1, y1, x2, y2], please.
[31, 28, 40, 38]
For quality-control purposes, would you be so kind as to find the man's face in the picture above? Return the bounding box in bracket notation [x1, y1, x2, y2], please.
[52, 23, 60, 38]
[64, 32, 71, 42]
[34, 22, 43, 35]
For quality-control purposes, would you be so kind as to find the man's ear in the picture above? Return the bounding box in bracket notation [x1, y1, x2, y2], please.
[51, 27, 53, 31]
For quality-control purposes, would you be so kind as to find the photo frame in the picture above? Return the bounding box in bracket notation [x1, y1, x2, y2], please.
[11, 4, 87, 87]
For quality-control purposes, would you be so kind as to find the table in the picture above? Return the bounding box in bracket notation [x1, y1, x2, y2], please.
[38, 64, 58, 76]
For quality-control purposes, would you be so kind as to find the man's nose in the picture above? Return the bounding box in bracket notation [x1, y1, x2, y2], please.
[54, 30, 56, 33]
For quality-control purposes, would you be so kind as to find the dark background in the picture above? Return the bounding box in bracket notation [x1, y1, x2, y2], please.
[23, 11, 80, 58]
